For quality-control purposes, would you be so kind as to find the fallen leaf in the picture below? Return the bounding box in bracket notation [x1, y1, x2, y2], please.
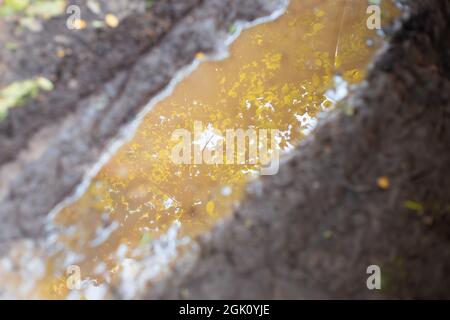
[105, 13, 119, 28]
[377, 176, 390, 189]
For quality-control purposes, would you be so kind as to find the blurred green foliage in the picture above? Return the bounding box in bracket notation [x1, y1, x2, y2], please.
[0, 77, 53, 121]
[0, 0, 66, 19]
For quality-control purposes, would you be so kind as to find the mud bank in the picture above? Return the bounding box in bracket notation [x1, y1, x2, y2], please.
[134, 0, 450, 299]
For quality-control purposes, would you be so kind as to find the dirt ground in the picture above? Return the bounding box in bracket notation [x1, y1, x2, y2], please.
[0, 0, 449, 299]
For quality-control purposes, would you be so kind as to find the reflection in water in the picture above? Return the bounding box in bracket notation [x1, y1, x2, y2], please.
[0, 0, 398, 298]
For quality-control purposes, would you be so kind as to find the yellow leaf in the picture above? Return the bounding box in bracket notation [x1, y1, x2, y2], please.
[105, 13, 119, 28]
[404, 200, 424, 213]
[206, 201, 215, 216]
[377, 176, 390, 190]
[195, 52, 206, 60]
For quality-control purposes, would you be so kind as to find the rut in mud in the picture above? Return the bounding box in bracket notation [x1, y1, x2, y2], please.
[0, 0, 449, 299]
[0, 0, 288, 250]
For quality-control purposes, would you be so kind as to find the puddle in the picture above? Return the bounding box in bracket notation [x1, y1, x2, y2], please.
[0, 0, 399, 299]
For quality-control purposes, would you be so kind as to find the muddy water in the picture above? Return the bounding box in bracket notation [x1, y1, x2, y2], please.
[0, 0, 398, 299]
